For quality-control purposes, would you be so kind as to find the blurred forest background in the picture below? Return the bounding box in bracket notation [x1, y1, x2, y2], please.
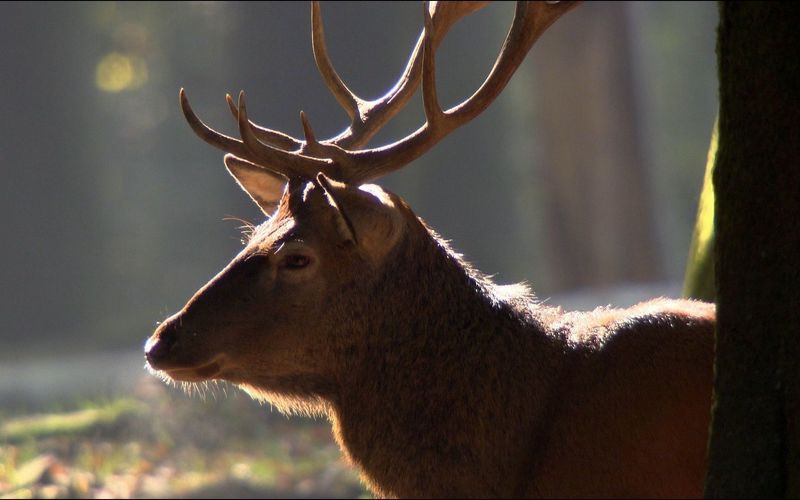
[0, 1, 718, 498]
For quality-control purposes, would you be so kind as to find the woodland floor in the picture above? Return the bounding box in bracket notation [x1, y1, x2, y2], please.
[0, 374, 367, 499]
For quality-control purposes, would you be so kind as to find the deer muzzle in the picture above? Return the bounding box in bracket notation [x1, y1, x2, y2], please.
[145, 313, 224, 381]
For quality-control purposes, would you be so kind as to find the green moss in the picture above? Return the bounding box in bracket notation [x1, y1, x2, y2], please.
[682, 116, 717, 301]
[0, 399, 145, 442]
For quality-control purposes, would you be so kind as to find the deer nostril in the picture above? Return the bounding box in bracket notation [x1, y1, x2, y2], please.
[145, 322, 178, 366]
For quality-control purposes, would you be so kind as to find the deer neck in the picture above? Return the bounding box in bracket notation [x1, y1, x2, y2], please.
[327, 222, 566, 497]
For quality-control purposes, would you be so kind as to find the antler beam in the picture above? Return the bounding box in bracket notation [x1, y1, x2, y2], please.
[180, 1, 579, 183]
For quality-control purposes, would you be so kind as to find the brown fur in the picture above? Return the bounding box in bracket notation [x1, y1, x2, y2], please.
[146, 178, 714, 498]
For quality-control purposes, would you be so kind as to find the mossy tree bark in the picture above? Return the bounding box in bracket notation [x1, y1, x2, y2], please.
[682, 117, 717, 302]
[705, 3, 800, 497]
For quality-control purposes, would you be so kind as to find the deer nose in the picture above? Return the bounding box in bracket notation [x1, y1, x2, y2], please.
[145, 320, 178, 367]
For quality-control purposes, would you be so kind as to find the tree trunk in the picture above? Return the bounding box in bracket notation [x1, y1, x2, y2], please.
[705, 3, 800, 497]
[534, 1, 660, 292]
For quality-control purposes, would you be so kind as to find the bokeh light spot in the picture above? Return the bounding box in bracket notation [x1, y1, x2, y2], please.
[95, 52, 148, 93]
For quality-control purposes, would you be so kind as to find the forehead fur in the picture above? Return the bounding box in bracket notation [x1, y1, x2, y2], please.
[244, 179, 407, 252]
[242, 183, 301, 248]
[245, 212, 295, 252]
[242, 178, 330, 249]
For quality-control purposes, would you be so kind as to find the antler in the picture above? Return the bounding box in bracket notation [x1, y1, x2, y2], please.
[181, 1, 579, 184]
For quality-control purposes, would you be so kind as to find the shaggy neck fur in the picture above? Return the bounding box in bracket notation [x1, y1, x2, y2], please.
[326, 220, 568, 498]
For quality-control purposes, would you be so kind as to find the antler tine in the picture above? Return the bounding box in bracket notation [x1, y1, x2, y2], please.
[311, 1, 362, 122]
[421, 3, 445, 131]
[179, 88, 331, 179]
[225, 93, 304, 151]
[236, 91, 332, 178]
[180, 88, 253, 160]
[299, 111, 317, 145]
[445, 1, 580, 126]
[311, 2, 489, 151]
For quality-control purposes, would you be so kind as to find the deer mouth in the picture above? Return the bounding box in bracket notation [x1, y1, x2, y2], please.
[161, 359, 223, 382]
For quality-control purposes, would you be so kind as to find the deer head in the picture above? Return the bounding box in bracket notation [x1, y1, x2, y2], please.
[145, 0, 578, 409]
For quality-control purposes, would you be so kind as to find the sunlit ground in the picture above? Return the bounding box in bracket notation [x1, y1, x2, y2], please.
[0, 375, 366, 499]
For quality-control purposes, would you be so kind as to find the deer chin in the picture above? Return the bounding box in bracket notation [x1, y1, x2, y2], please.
[159, 358, 223, 382]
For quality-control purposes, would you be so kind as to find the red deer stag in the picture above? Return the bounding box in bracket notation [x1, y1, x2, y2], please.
[145, 1, 716, 497]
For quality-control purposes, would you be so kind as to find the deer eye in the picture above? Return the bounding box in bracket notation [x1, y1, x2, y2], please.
[283, 254, 311, 270]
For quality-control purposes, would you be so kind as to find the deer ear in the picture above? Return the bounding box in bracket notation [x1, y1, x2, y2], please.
[316, 173, 404, 262]
[223, 154, 288, 217]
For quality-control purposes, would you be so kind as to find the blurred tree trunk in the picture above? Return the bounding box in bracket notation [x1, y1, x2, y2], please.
[534, 2, 660, 291]
[705, 3, 800, 497]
